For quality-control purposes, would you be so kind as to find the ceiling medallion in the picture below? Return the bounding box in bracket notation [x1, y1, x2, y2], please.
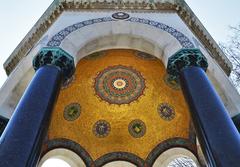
[93, 120, 111, 138]
[135, 51, 157, 60]
[158, 103, 175, 121]
[128, 119, 146, 138]
[94, 65, 146, 105]
[112, 12, 130, 20]
[63, 103, 81, 121]
[163, 74, 180, 90]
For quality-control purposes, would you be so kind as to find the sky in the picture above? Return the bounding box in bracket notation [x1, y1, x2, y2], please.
[0, 0, 240, 88]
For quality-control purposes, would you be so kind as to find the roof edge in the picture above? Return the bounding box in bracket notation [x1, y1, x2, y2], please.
[3, 0, 232, 76]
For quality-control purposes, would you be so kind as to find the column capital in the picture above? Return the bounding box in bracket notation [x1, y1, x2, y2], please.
[167, 48, 208, 79]
[33, 47, 75, 82]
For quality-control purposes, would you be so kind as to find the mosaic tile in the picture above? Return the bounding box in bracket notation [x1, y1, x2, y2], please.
[128, 119, 146, 138]
[94, 65, 145, 105]
[64, 103, 81, 121]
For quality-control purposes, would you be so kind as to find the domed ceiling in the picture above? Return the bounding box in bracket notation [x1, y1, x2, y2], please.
[47, 49, 193, 162]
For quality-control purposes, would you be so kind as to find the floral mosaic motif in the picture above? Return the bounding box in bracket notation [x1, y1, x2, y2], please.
[112, 12, 130, 20]
[64, 103, 81, 121]
[93, 120, 111, 138]
[94, 65, 146, 105]
[163, 74, 180, 90]
[47, 16, 194, 49]
[128, 119, 146, 138]
[84, 51, 106, 60]
[158, 103, 175, 121]
[135, 51, 157, 60]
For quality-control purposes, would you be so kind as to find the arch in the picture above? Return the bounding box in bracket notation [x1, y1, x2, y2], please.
[94, 152, 145, 167]
[38, 148, 86, 167]
[41, 138, 94, 167]
[152, 147, 200, 167]
[102, 161, 136, 167]
[76, 34, 163, 67]
[46, 14, 195, 66]
[145, 137, 197, 166]
[47, 17, 194, 48]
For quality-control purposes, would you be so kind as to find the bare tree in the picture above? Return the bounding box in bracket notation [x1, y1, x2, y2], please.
[168, 157, 197, 167]
[220, 24, 240, 93]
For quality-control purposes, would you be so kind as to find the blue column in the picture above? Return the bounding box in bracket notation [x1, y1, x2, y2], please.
[0, 47, 75, 167]
[167, 49, 240, 167]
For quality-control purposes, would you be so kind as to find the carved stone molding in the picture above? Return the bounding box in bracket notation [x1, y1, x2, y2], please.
[4, 0, 231, 76]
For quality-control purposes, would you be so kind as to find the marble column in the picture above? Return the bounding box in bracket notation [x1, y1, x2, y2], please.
[167, 49, 240, 167]
[0, 47, 75, 167]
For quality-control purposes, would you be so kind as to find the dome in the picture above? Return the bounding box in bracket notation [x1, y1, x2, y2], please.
[46, 49, 192, 163]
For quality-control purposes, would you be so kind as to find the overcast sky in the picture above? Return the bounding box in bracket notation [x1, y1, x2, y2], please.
[0, 0, 239, 89]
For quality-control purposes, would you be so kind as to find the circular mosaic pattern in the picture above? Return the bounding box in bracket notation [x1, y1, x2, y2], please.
[112, 12, 130, 20]
[164, 74, 180, 90]
[128, 119, 146, 138]
[63, 103, 81, 121]
[158, 103, 175, 121]
[135, 51, 157, 60]
[94, 65, 145, 105]
[93, 120, 111, 138]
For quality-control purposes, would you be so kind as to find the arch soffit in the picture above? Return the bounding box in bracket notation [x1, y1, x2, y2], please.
[46, 16, 195, 66]
[42, 138, 197, 167]
[152, 147, 200, 167]
[76, 34, 164, 64]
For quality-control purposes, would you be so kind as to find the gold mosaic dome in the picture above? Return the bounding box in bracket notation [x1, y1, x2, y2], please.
[46, 49, 195, 166]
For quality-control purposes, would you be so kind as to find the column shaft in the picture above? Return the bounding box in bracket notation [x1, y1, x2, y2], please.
[180, 66, 240, 167]
[0, 65, 62, 167]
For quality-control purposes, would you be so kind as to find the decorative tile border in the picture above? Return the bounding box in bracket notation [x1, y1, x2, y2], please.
[127, 17, 194, 48]
[47, 17, 114, 47]
[42, 138, 196, 167]
[47, 15, 194, 49]
[42, 138, 94, 166]
[95, 152, 145, 167]
[145, 137, 197, 166]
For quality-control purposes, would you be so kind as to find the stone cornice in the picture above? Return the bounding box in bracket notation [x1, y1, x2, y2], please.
[3, 0, 232, 75]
